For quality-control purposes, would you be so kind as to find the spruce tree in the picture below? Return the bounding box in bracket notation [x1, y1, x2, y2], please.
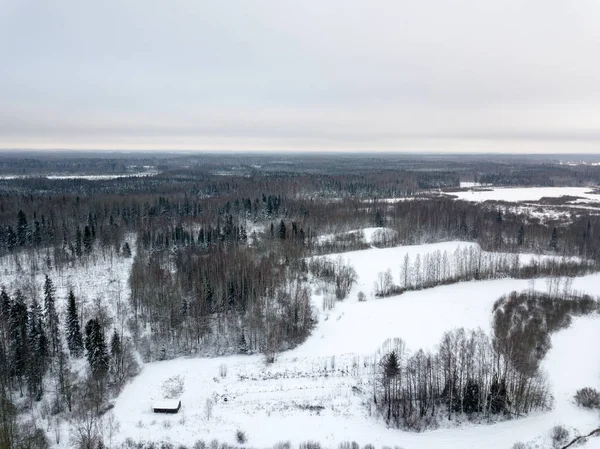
[122, 242, 132, 257]
[83, 225, 93, 254]
[43, 275, 60, 357]
[66, 289, 84, 357]
[110, 329, 122, 379]
[238, 333, 249, 354]
[278, 220, 287, 240]
[374, 209, 385, 227]
[85, 319, 109, 380]
[9, 290, 29, 391]
[27, 298, 48, 399]
[517, 225, 525, 246]
[75, 227, 82, 258]
[0, 287, 10, 322]
[383, 351, 400, 379]
[463, 378, 480, 415]
[16, 210, 28, 247]
[550, 227, 558, 251]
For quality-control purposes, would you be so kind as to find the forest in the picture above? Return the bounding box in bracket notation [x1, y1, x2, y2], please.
[0, 151, 598, 448]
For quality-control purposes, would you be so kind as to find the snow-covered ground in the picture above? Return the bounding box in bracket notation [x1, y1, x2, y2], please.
[447, 186, 600, 203]
[459, 181, 490, 188]
[112, 240, 600, 449]
[317, 227, 398, 246]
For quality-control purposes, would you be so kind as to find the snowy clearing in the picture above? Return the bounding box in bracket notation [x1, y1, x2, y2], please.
[446, 186, 600, 203]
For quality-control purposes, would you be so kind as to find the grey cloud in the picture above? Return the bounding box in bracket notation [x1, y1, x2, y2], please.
[1, 0, 600, 151]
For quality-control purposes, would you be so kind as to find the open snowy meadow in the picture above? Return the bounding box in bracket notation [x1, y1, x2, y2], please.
[111, 233, 600, 449]
[446, 186, 600, 205]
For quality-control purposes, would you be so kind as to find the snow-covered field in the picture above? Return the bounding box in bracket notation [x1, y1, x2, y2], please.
[0, 171, 158, 181]
[112, 239, 600, 449]
[447, 186, 600, 204]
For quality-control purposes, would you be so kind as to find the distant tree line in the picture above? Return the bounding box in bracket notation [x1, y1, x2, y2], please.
[374, 246, 595, 297]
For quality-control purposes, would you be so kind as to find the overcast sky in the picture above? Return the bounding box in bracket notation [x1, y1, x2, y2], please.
[1, 0, 600, 153]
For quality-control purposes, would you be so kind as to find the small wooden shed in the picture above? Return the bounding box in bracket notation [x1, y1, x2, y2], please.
[152, 400, 181, 414]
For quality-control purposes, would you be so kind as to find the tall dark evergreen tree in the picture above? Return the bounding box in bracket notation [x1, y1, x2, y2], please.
[463, 378, 480, 415]
[278, 220, 287, 240]
[516, 225, 525, 246]
[550, 227, 558, 252]
[84, 319, 109, 380]
[0, 288, 10, 323]
[75, 227, 82, 258]
[83, 225, 93, 254]
[43, 275, 60, 357]
[16, 210, 28, 247]
[110, 329, 122, 380]
[9, 290, 29, 393]
[5, 226, 16, 251]
[374, 209, 385, 227]
[27, 298, 48, 399]
[66, 289, 84, 357]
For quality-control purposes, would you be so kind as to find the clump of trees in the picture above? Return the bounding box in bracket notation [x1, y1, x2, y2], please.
[574, 388, 600, 409]
[0, 275, 139, 447]
[130, 244, 316, 359]
[373, 328, 552, 431]
[492, 290, 597, 375]
[307, 257, 357, 300]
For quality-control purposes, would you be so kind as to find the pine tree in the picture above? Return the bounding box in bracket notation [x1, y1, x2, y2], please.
[6, 225, 16, 250]
[83, 225, 93, 254]
[495, 209, 503, 224]
[110, 329, 122, 380]
[382, 351, 400, 422]
[517, 225, 525, 246]
[27, 298, 48, 399]
[16, 210, 28, 246]
[238, 333, 249, 354]
[383, 351, 400, 379]
[85, 319, 109, 380]
[374, 209, 385, 227]
[550, 227, 558, 252]
[75, 227, 82, 258]
[9, 290, 29, 392]
[488, 374, 507, 414]
[278, 220, 287, 240]
[0, 287, 10, 322]
[463, 378, 480, 415]
[66, 289, 84, 357]
[43, 275, 60, 357]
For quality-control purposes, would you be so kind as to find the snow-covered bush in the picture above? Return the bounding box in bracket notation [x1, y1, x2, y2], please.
[235, 429, 247, 444]
[357, 291, 366, 302]
[272, 441, 291, 449]
[574, 387, 600, 409]
[550, 425, 569, 448]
